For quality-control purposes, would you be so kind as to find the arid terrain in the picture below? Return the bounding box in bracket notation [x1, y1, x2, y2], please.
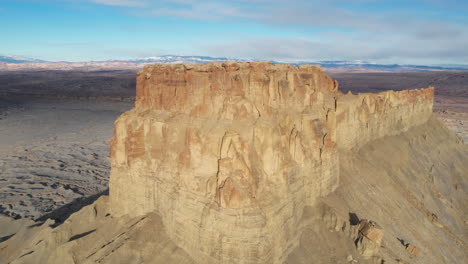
[0, 68, 466, 221]
[0, 65, 466, 263]
[0, 70, 136, 99]
[0, 98, 132, 220]
[0, 70, 135, 217]
[2, 0, 467, 261]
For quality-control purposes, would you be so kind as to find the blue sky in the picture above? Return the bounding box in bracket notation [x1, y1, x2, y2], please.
[1, 0, 467, 64]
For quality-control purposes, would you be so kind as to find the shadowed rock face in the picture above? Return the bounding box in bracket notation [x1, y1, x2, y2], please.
[108, 62, 434, 263]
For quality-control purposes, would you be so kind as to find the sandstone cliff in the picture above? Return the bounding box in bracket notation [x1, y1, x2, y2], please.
[336, 88, 434, 150]
[108, 62, 434, 263]
[109, 62, 341, 263]
[1, 62, 465, 264]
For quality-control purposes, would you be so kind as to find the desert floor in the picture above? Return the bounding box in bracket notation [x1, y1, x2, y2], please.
[0, 97, 132, 220]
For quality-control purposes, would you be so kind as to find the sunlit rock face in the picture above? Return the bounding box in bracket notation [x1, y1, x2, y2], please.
[109, 62, 340, 263]
[336, 87, 434, 150]
[108, 62, 434, 264]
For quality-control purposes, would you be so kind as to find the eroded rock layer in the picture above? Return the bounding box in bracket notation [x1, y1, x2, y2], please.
[336, 88, 434, 150]
[110, 62, 340, 263]
[108, 62, 434, 263]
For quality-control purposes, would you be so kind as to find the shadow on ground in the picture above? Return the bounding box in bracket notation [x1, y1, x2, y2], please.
[36, 189, 109, 227]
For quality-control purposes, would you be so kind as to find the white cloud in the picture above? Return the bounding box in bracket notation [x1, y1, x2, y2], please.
[203, 29, 468, 64]
[50, 0, 468, 63]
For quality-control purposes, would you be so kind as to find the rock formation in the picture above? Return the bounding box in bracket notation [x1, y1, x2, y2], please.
[355, 220, 384, 260]
[4, 61, 459, 264]
[108, 62, 434, 263]
[109, 62, 341, 263]
[336, 88, 433, 150]
[318, 203, 384, 263]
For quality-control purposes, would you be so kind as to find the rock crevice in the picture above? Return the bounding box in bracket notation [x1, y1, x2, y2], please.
[108, 62, 433, 263]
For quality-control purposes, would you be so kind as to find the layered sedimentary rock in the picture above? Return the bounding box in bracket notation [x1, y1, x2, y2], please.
[336, 88, 434, 149]
[356, 220, 384, 260]
[109, 62, 340, 263]
[108, 62, 434, 263]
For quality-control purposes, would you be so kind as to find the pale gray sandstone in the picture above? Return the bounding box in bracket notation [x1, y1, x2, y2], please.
[1, 62, 466, 264]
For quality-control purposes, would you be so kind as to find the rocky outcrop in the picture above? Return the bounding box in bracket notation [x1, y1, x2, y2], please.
[319, 204, 384, 262]
[336, 88, 434, 150]
[356, 220, 384, 260]
[108, 62, 434, 263]
[109, 62, 340, 263]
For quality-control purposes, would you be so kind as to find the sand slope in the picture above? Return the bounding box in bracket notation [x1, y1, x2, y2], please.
[317, 116, 467, 263]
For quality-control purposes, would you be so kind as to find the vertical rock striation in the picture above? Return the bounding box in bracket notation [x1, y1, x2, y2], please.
[109, 62, 340, 263]
[108, 62, 434, 263]
[336, 88, 434, 150]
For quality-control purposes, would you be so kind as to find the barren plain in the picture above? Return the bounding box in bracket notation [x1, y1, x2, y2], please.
[0, 70, 135, 220]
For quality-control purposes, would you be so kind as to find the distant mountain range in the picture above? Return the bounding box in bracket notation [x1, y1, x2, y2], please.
[1, 54, 468, 72]
[0, 55, 47, 63]
[111, 55, 240, 64]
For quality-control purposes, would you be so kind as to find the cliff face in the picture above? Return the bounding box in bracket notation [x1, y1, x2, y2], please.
[108, 62, 434, 263]
[109, 62, 340, 263]
[336, 88, 434, 150]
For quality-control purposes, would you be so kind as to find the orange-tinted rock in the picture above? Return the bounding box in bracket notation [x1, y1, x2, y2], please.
[359, 220, 384, 244]
[356, 220, 384, 259]
[108, 62, 433, 264]
[406, 244, 420, 257]
[110, 62, 340, 263]
[134, 62, 338, 119]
